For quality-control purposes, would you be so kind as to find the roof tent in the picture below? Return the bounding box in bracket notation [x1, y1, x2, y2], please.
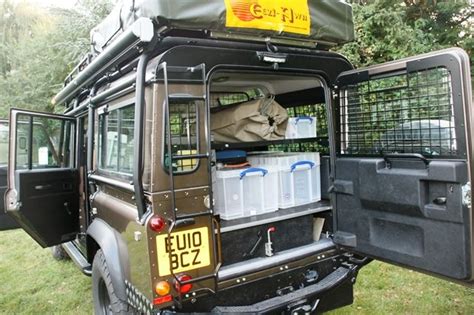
[91, 0, 355, 52]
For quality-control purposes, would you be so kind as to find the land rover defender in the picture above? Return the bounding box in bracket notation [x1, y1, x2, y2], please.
[3, 1, 473, 314]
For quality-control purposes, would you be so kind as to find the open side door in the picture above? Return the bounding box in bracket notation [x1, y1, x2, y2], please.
[332, 48, 473, 283]
[5, 109, 79, 247]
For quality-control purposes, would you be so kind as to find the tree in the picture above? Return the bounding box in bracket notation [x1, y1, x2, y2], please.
[338, 0, 472, 67]
[0, 1, 49, 77]
[403, 0, 472, 58]
[0, 0, 114, 117]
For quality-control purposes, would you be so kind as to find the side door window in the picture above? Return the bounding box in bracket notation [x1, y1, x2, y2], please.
[15, 114, 73, 170]
[6, 110, 79, 247]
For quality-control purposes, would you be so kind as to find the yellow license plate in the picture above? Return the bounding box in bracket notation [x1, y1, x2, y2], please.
[156, 227, 211, 276]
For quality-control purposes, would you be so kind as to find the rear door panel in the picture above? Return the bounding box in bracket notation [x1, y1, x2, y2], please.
[335, 158, 469, 279]
[333, 48, 473, 282]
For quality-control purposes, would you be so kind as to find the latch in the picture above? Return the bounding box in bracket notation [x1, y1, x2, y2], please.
[265, 227, 276, 257]
[330, 180, 354, 196]
[5, 189, 20, 212]
[257, 41, 287, 70]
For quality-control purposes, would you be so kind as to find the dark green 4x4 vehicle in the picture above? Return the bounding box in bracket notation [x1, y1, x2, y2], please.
[2, 1, 473, 314]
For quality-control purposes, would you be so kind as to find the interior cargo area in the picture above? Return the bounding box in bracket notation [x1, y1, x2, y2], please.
[208, 72, 333, 266]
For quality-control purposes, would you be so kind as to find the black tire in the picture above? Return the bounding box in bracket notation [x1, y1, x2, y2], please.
[50, 245, 70, 261]
[92, 249, 130, 315]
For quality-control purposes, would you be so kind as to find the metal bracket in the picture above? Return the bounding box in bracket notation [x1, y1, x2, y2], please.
[137, 205, 153, 226]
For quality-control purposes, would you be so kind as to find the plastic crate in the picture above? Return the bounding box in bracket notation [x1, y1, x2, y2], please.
[214, 167, 278, 220]
[285, 116, 317, 139]
[248, 152, 321, 208]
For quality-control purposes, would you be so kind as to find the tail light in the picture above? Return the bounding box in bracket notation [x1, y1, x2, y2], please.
[175, 274, 193, 294]
[153, 295, 172, 305]
[149, 215, 166, 232]
[155, 280, 171, 296]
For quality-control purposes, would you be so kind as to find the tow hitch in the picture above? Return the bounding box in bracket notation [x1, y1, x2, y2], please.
[288, 298, 320, 315]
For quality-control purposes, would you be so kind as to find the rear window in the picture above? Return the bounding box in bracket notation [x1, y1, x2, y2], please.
[339, 67, 457, 157]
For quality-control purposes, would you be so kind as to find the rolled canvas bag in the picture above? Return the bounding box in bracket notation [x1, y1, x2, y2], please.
[211, 97, 288, 143]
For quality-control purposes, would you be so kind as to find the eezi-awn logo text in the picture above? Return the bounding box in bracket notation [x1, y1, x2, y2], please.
[225, 0, 310, 35]
[229, 0, 309, 24]
[229, 0, 258, 21]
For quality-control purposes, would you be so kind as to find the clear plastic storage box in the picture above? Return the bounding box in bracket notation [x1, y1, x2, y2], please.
[248, 152, 321, 208]
[214, 167, 278, 220]
[285, 116, 317, 139]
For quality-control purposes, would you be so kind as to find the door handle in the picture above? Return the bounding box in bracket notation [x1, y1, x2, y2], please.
[433, 197, 447, 205]
[34, 184, 52, 191]
[383, 153, 429, 168]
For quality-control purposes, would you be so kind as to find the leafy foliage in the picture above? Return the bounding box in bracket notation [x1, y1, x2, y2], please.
[337, 0, 472, 67]
[0, 0, 470, 119]
[0, 0, 113, 118]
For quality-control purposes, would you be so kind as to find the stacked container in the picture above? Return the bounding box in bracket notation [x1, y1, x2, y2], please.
[248, 152, 321, 209]
[285, 116, 317, 139]
[214, 166, 278, 220]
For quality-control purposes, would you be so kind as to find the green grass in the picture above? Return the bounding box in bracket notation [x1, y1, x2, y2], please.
[1, 229, 473, 314]
[330, 262, 474, 314]
[0, 229, 92, 314]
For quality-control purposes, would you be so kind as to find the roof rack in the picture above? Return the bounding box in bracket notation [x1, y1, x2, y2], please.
[52, 17, 154, 107]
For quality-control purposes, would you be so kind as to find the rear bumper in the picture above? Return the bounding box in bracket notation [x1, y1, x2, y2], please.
[172, 247, 360, 314]
[156, 239, 363, 314]
[212, 267, 352, 314]
[218, 238, 336, 282]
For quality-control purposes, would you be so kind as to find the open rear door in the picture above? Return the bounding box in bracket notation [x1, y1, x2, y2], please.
[332, 48, 473, 283]
[5, 109, 79, 247]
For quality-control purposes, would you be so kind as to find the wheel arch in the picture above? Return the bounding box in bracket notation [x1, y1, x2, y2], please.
[86, 218, 130, 301]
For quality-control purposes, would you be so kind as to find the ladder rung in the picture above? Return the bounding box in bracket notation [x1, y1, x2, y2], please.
[169, 94, 206, 103]
[172, 154, 208, 160]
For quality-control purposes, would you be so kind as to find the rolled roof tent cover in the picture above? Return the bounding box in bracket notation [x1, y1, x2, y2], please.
[91, 0, 355, 52]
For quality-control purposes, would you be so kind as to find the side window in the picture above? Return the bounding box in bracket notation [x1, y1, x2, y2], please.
[15, 115, 73, 170]
[339, 67, 457, 157]
[164, 102, 198, 173]
[98, 105, 135, 175]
